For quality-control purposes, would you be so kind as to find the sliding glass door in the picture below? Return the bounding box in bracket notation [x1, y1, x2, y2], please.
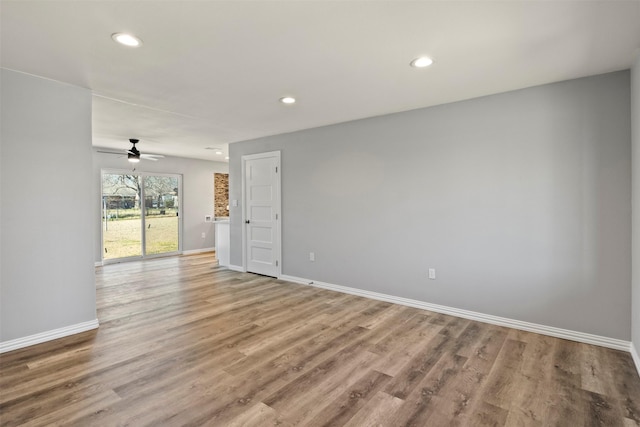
[102, 171, 181, 262]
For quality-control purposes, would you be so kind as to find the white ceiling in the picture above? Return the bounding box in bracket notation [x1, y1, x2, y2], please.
[2, 1, 639, 162]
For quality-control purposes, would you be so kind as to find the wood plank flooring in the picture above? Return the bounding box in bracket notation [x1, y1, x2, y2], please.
[1, 253, 639, 426]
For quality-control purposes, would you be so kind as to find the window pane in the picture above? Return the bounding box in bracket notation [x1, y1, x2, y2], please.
[144, 176, 179, 255]
[102, 173, 142, 259]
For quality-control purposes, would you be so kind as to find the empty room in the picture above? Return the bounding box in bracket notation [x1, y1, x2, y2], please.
[1, 1, 640, 426]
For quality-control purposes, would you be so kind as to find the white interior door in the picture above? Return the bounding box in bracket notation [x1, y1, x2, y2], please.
[243, 152, 281, 277]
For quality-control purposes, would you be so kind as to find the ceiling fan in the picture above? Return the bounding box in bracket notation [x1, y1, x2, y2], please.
[97, 139, 165, 162]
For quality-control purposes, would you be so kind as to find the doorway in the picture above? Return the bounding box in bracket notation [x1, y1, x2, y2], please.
[242, 151, 281, 277]
[102, 170, 181, 262]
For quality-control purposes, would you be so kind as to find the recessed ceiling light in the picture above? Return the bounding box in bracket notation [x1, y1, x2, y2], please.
[112, 33, 143, 47]
[225, 156, 230, 160]
[280, 96, 296, 104]
[410, 56, 433, 68]
[215, 150, 223, 155]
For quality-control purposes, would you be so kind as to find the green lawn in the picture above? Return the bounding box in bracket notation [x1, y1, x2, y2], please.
[103, 216, 179, 259]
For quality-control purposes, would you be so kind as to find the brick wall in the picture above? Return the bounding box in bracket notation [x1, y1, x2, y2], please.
[214, 173, 229, 217]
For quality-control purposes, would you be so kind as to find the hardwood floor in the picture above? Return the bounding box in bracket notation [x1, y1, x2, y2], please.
[1, 252, 639, 426]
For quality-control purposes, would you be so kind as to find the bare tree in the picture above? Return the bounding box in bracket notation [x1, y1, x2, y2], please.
[103, 174, 178, 210]
[102, 174, 140, 196]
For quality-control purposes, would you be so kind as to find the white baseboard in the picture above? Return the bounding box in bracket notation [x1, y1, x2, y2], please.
[228, 264, 245, 272]
[280, 274, 631, 352]
[631, 342, 640, 378]
[94, 261, 103, 267]
[182, 247, 215, 256]
[0, 319, 100, 354]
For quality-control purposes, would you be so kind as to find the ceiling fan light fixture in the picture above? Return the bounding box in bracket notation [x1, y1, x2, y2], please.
[112, 33, 143, 47]
[128, 138, 141, 162]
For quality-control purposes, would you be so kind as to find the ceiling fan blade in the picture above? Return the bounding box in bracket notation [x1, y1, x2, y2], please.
[97, 150, 124, 155]
[141, 154, 165, 158]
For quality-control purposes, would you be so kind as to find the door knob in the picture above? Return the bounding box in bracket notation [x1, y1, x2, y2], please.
[245, 220, 250, 224]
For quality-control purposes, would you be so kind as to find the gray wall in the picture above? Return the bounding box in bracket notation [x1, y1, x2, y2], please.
[230, 71, 632, 340]
[632, 53, 640, 353]
[1, 69, 97, 342]
[93, 151, 228, 262]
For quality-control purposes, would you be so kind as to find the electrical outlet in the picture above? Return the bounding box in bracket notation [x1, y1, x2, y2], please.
[309, 252, 315, 262]
[428, 268, 436, 280]
[201, 232, 206, 238]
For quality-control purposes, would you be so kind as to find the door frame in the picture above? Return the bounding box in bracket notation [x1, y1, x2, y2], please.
[241, 151, 282, 277]
[101, 169, 183, 264]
